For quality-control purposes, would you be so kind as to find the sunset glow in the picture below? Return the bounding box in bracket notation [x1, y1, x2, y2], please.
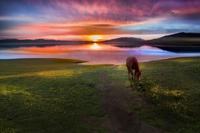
[0, 0, 199, 40]
[89, 35, 103, 42]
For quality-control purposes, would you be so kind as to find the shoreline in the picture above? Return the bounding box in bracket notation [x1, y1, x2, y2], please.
[1, 56, 200, 65]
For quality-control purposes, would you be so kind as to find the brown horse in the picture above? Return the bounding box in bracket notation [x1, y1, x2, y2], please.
[126, 56, 141, 81]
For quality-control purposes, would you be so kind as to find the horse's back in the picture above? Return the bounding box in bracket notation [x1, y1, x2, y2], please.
[126, 56, 138, 66]
[126, 56, 139, 70]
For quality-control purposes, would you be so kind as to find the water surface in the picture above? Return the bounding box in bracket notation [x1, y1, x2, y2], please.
[1, 43, 200, 64]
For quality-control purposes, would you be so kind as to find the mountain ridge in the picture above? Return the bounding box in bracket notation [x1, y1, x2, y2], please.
[1, 32, 200, 52]
[147, 32, 200, 52]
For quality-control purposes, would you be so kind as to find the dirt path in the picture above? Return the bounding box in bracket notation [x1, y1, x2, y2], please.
[97, 71, 164, 133]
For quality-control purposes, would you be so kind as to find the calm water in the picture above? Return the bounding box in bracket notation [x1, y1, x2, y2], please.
[1, 43, 200, 64]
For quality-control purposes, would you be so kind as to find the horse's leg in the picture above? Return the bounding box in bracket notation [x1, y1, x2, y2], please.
[128, 69, 134, 80]
[129, 70, 134, 87]
[128, 71, 131, 81]
[134, 71, 137, 80]
[127, 65, 134, 87]
[128, 70, 138, 89]
[126, 65, 131, 80]
[131, 71, 134, 81]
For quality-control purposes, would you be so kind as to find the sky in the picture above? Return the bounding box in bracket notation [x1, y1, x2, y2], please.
[0, 0, 200, 40]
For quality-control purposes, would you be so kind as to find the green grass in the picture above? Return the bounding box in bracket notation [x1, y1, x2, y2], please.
[108, 57, 200, 133]
[0, 57, 200, 133]
[0, 59, 109, 133]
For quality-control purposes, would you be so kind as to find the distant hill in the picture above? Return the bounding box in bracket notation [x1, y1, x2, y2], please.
[147, 32, 200, 52]
[102, 37, 145, 47]
[1, 32, 200, 52]
[102, 33, 200, 52]
[157, 32, 200, 38]
[0, 39, 90, 48]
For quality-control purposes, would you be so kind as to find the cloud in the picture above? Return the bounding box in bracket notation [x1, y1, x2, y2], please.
[2, 0, 199, 23]
[0, 0, 200, 39]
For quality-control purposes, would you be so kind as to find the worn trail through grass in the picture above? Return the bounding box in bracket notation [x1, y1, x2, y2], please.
[97, 70, 163, 133]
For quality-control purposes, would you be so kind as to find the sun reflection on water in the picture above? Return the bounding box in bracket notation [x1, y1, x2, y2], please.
[90, 43, 102, 50]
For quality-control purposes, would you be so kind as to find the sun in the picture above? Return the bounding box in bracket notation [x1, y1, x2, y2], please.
[89, 35, 103, 42]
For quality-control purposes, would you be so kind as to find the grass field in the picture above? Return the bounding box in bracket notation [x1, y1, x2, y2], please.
[109, 57, 200, 133]
[0, 57, 200, 133]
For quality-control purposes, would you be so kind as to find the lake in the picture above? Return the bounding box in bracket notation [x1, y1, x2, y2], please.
[1, 43, 200, 64]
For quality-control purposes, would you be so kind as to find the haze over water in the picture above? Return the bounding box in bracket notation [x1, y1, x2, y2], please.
[1, 43, 200, 64]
